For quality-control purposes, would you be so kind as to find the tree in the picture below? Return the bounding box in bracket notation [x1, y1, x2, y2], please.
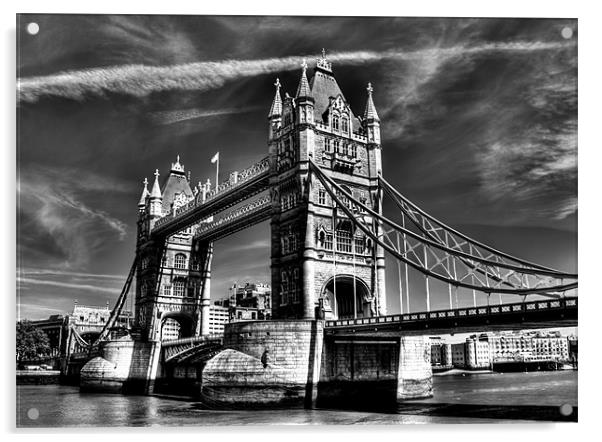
[16, 320, 50, 363]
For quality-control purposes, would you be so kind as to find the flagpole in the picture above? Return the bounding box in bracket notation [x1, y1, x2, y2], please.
[215, 155, 219, 191]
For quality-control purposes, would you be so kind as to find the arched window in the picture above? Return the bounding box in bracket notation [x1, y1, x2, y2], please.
[318, 230, 326, 247]
[333, 115, 340, 131]
[173, 280, 186, 297]
[174, 253, 187, 270]
[341, 117, 349, 133]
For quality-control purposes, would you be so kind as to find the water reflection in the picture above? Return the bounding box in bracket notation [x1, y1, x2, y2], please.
[17, 371, 577, 427]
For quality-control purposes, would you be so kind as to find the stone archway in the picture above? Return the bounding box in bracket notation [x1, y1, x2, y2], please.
[159, 312, 194, 341]
[322, 275, 373, 320]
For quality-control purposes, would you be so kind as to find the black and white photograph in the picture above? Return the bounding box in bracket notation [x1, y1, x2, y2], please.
[15, 10, 579, 427]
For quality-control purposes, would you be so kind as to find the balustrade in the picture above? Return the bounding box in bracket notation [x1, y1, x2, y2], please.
[325, 297, 578, 328]
[153, 157, 270, 231]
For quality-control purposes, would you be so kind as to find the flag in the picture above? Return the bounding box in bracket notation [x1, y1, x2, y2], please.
[211, 152, 219, 163]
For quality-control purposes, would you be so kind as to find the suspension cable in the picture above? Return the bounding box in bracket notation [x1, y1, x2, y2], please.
[94, 253, 139, 344]
[308, 159, 577, 295]
[311, 160, 575, 279]
[379, 175, 563, 273]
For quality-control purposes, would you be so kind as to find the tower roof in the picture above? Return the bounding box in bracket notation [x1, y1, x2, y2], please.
[295, 59, 312, 99]
[309, 52, 359, 124]
[150, 169, 162, 199]
[138, 177, 149, 207]
[161, 156, 194, 212]
[268, 78, 283, 117]
[363, 82, 380, 122]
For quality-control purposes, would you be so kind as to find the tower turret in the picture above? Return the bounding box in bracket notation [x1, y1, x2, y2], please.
[138, 177, 149, 214]
[268, 78, 283, 140]
[363, 82, 381, 143]
[149, 169, 163, 217]
[295, 59, 314, 128]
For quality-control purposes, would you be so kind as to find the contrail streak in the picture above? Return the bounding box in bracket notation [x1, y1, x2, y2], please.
[18, 41, 574, 103]
[150, 106, 263, 125]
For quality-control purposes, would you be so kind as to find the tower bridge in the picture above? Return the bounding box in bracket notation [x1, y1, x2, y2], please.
[74, 52, 577, 408]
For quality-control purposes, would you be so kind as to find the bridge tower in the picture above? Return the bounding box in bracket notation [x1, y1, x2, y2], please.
[135, 157, 205, 341]
[268, 53, 386, 320]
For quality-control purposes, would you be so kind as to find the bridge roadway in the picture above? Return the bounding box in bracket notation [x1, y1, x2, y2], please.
[324, 296, 577, 337]
[151, 157, 270, 239]
[193, 195, 272, 242]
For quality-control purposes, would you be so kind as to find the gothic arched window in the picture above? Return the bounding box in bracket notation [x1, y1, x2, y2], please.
[333, 115, 340, 131]
[174, 253, 187, 270]
[341, 117, 349, 133]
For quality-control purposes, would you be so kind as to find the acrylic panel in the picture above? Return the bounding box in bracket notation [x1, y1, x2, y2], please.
[16, 14, 578, 426]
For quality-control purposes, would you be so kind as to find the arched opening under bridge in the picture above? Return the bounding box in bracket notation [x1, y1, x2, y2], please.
[80, 331, 101, 344]
[322, 275, 373, 320]
[160, 312, 194, 341]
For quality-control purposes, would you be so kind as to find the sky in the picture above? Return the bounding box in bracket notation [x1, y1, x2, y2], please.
[16, 15, 577, 326]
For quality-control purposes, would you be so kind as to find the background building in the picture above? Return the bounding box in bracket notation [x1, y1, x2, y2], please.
[429, 337, 452, 368]
[485, 331, 569, 362]
[214, 282, 272, 323]
[208, 305, 229, 335]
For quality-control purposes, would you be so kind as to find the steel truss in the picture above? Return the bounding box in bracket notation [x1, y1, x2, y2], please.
[309, 159, 577, 297]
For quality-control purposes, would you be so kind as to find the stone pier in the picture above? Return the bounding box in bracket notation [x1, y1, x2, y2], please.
[80, 339, 161, 394]
[201, 320, 323, 407]
[316, 335, 432, 408]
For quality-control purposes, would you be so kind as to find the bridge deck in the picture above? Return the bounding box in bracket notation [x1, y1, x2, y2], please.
[325, 297, 577, 337]
[194, 195, 272, 242]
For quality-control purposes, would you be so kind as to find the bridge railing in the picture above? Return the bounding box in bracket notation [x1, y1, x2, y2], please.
[161, 335, 223, 348]
[162, 335, 223, 363]
[325, 297, 577, 328]
[153, 156, 270, 230]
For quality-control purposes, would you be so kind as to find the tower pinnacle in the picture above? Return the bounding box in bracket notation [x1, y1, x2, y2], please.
[150, 169, 162, 199]
[138, 177, 149, 208]
[171, 154, 185, 174]
[268, 77, 283, 118]
[364, 82, 380, 122]
[316, 48, 332, 73]
[296, 59, 312, 98]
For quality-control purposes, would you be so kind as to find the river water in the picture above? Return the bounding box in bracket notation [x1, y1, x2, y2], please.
[16, 371, 577, 427]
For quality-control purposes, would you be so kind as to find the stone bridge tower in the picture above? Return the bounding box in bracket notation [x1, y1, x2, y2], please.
[134, 157, 208, 342]
[268, 53, 386, 320]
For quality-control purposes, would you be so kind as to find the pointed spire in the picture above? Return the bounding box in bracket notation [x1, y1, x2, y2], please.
[150, 169, 162, 199]
[296, 59, 312, 98]
[268, 78, 283, 118]
[138, 177, 149, 207]
[364, 82, 380, 122]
